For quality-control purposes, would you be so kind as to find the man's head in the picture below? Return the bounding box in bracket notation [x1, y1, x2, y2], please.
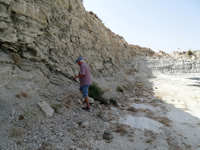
[75, 57, 84, 65]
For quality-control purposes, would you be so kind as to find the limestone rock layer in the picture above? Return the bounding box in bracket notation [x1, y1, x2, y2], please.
[0, 0, 132, 79]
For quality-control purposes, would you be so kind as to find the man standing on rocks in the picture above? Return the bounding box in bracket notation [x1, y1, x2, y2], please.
[75, 57, 92, 111]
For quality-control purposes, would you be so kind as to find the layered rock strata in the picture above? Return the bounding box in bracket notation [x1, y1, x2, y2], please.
[0, 1, 137, 149]
[0, 0, 133, 78]
[136, 51, 200, 74]
[0, 0, 136, 107]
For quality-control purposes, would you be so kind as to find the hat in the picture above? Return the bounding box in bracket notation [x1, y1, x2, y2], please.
[75, 57, 83, 62]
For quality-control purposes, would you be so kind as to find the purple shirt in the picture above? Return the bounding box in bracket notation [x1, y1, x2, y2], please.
[79, 62, 92, 87]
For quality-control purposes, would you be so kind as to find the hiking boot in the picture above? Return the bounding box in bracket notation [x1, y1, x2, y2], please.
[82, 107, 90, 112]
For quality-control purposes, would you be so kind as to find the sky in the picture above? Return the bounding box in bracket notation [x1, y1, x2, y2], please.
[83, 0, 200, 53]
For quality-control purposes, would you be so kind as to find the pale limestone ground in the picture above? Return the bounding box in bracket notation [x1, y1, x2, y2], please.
[95, 73, 200, 150]
[150, 73, 200, 149]
[152, 73, 200, 119]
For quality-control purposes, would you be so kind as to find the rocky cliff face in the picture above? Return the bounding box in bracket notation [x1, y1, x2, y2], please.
[135, 50, 200, 75]
[151, 51, 200, 74]
[0, 0, 133, 78]
[0, 1, 136, 149]
[0, 0, 135, 105]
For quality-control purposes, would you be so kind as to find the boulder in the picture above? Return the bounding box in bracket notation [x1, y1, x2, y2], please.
[103, 130, 113, 140]
[38, 101, 54, 117]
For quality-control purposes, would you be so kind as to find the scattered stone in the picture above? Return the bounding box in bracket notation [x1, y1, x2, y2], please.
[97, 133, 104, 140]
[110, 107, 117, 111]
[93, 101, 101, 109]
[58, 132, 64, 137]
[77, 99, 82, 104]
[146, 139, 153, 143]
[81, 121, 89, 128]
[70, 146, 82, 150]
[38, 101, 54, 117]
[74, 124, 79, 128]
[121, 103, 125, 107]
[103, 130, 113, 140]
[89, 97, 95, 104]
[70, 146, 76, 150]
[129, 138, 134, 142]
[0, 21, 7, 29]
[129, 98, 135, 101]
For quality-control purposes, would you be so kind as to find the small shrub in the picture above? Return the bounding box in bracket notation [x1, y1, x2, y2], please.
[187, 50, 193, 56]
[116, 86, 123, 93]
[16, 92, 28, 98]
[16, 94, 22, 98]
[115, 126, 128, 135]
[37, 141, 53, 150]
[21, 92, 28, 98]
[16, 140, 23, 145]
[97, 110, 104, 119]
[133, 99, 141, 104]
[89, 82, 104, 100]
[146, 139, 153, 143]
[11, 52, 21, 65]
[51, 104, 62, 113]
[125, 68, 135, 75]
[88, 82, 113, 106]
[99, 97, 108, 105]
[109, 98, 118, 106]
[127, 107, 138, 112]
[9, 128, 25, 137]
[150, 117, 172, 127]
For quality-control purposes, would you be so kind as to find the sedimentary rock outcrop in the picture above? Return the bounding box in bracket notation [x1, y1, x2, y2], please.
[0, 1, 135, 148]
[0, 0, 135, 110]
[133, 50, 200, 75]
[0, 0, 133, 79]
[147, 51, 200, 73]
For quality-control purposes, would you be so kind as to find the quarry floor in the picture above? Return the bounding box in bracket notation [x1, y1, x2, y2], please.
[1, 73, 200, 150]
[95, 73, 200, 150]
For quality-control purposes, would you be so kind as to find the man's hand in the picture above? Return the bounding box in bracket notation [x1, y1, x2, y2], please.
[74, 74, 85, 79]
[74, 75, 79, 79]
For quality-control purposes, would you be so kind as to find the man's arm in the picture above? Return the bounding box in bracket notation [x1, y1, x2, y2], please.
[75, 64, 86, 79]
[74, 74, 85, 79]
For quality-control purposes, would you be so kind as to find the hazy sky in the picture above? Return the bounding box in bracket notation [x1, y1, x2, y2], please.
[83, 0, 200, 53]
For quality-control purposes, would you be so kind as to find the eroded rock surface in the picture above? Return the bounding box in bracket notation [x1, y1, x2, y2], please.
[0, 0, 200, 150]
